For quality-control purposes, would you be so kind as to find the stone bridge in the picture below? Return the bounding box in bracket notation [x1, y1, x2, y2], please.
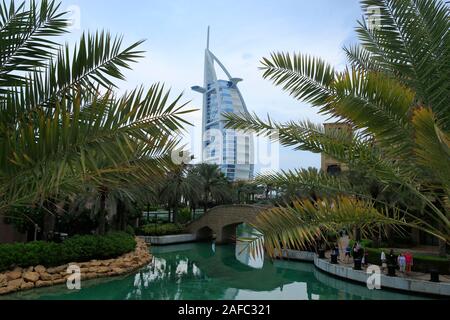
[186, 205, 269, 244]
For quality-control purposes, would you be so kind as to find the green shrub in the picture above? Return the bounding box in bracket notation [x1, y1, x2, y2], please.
[125, 225, 135, 236]
[177, 208, 192, 224]
[138, 223, 185, 236]
[0, 232, 136, 272]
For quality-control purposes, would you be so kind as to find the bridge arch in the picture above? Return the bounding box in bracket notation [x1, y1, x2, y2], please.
[186, 205, 269, 244]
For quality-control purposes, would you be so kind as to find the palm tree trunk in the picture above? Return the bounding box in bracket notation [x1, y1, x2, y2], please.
[173, 202, 179, 224]
[204, 191, 209, 213]
[98, 190, 107, 235]
[438, 239, 447, 257]
[42, 201, 56, 241]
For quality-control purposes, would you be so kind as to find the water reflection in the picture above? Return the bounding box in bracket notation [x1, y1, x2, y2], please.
[235, 224, 264, 269]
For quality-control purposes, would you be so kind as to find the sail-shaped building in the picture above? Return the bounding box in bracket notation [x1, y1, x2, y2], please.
[192, 28, 254, 181]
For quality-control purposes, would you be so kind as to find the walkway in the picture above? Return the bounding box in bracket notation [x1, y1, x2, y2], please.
[324, 251, 450, 284]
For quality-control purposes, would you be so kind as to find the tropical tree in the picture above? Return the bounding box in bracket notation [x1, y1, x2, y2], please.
[158, 164, 201, 223]
[193, 164, 232, 212]
[226, 0, 450, 255]
[0, 0, 193, 236]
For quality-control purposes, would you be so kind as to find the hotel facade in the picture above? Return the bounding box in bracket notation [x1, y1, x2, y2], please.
[192, 28, 254, 181]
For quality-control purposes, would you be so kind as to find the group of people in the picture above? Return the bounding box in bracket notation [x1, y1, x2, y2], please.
[332, 242, 370, 267]
[331, 241, 414, 275]
[381, 250, 414, 274]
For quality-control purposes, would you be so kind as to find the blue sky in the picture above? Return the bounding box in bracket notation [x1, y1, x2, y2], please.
[60, 0, 363, 172]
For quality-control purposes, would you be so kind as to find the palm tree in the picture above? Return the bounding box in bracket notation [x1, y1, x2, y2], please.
[193, 164, 232, 212]
[159, 164, 201, 223]
[226, 0, 449, 256]
[0, 0, 194, 235]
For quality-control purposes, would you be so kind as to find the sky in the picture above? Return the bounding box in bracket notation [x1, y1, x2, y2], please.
[59, 0, 363, 173]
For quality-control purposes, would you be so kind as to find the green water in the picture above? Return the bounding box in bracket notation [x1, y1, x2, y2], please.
[3, 242, 430, 300]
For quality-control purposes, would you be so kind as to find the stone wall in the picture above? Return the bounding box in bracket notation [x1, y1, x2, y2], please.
[0, 237, 152, 296]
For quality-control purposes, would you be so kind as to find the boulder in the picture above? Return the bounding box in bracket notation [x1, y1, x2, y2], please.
[0, 274, 7, 288]
[20, 281, 35, 290]
[111, 268, 125, 275]
[0, 287, 13, 295]
[7, 278, 24, 290]
[12, 267, 23, 273]
[90, 261, 102, 267]
[6, 270, 22, 281]
[34, 265, 46, 273]
[47, 265, 68, 274]
[53, 278, 66, 285]
[25, 266, 34, 272]
[23, 272, 40, 283]
[39, 272, 53, 281]
[96, 267, 110, 274]
[88, 267, 98, 273]
[52, 273, 62, 280]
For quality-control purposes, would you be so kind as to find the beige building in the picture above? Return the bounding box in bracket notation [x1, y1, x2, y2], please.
[321, 123, 353, 175]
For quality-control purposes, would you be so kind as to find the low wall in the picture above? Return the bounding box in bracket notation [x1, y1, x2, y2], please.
[277, 249, 450, 297]
[139, 234, 197, 246]
[0, 238, 152, 296]
[313, 255, 450, 297]
[277, 249, 316, 262]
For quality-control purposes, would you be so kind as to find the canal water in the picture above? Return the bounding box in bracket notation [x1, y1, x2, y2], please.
[4, 236, 431, 300]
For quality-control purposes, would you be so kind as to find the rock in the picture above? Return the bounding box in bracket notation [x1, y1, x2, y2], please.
[36, 280, 53, 288]
[47, 265, 67, 274]
[111, 268, 125, 275]
[96, 267, 110, 274]
[7, 278, 24, 290]
[53, 278, 66, 285]
[20, 282, 35, 290]
[39, 272, 53, 281]
[90, 261, 102, 267]
[52, 273, 62, 280]
[0, 287, 13, 295]
[34, 265, 46, 273]
[25, 266, 34, 272]
[88, 267, 98, 273]
[6, 270, 22, 281]
[0, 274, 7, 288]
[12, 267, 23, 273]
[23, 272, 40, 283]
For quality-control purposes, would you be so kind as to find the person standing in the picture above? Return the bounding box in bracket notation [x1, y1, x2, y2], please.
[405, 252, 413, 274]
[381, 250, 387, 272]
[345, 245, 352, 263]
[398, 253, 407, 273]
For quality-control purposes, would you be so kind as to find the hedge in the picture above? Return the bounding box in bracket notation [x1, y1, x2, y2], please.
[365, 248, 450, 274]
[0, 232, 136, 272]
[137, 223, 185, 236]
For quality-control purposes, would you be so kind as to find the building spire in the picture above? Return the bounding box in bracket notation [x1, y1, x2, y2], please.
[206, 26, 210, 50]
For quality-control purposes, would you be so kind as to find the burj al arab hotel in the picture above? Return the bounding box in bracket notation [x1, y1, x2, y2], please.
[192, 28, 255, 181]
